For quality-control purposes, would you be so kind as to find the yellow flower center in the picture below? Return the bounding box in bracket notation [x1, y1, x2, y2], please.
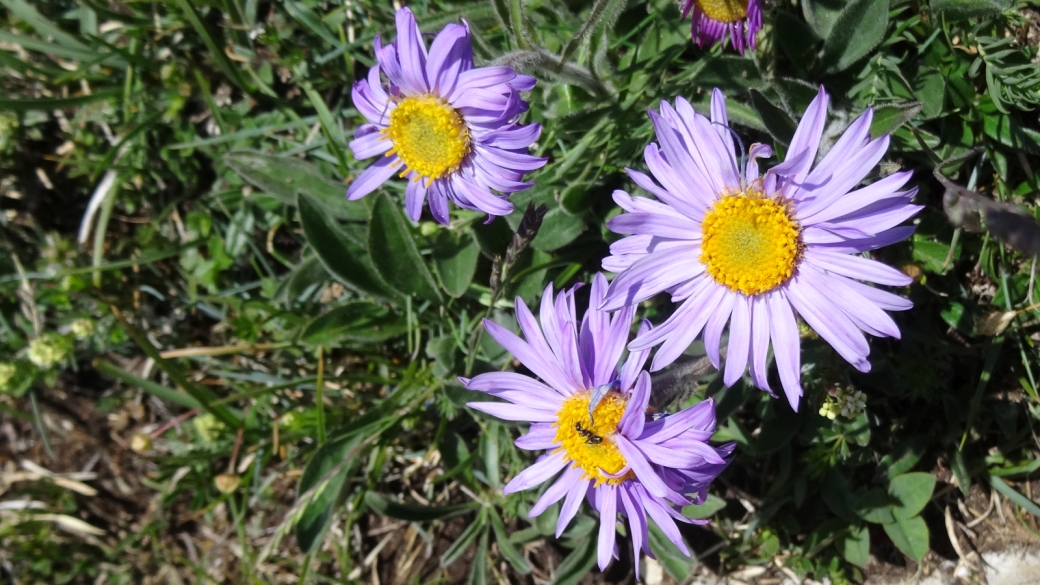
[695, 0, 748, 23]
[553, 390, 634, 486]
[384, 95, 471, 181]
[700, 188, 802, 296]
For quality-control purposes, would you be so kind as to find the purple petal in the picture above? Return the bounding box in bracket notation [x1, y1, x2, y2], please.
[749, 296, 772, 393]
[503, 451, 567, 494]
[515, 424, 558, 451]
[486, 312, 574, 395]
[723, 296, 751, 387]
[596, 484, 618, 570]
[347, 156, 401, 200]
[641, 494, 690, 556]
[626, 167, 707, 219]
[615, 435, 674, 499]
[651, 283, 727, 370]
[618, 371, 651, 438]
[784, 87, 829, 186]
[467, 401, 557, 422]
[404, 177, 428, 221]
[704, 292, 735, 369]
[466, 371, 565, 401]
[426, 23, 469, 96]
[349, 128, 391, 159]
[765, 291, 802, 411]
[530, 466, 579, 516]
[842, 278, 913, 311]
[556, 475, 591, 537]
[619, 486, 648, 578]
[804, 248, 912, 286]
[639, 399, 717, 443]
[785, 274, 871, 371]
[745, 142, 772, 181]
[619, 319, 652, 392]
[480, 123, 542, 150]
[799, 171, 914, 225]
[352, 79, 391, 126]
[815, 225, 915, 254]
[600, 247, 703, 312]
[394, 8, 429, 94]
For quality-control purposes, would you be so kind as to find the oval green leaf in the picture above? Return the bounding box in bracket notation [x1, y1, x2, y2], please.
[883, 515, 930, 562]
[432, 230, 480, 298]
[889, 472, 936, 520]
[297, 192, 400, 302]
[368, 194, 443, 303]
[302, 302, 408, 345]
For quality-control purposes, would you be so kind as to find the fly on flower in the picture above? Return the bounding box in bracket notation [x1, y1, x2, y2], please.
[601, 88, 921, 411]
[464, 274, 733, 575]
[682, 0, 763, 54]
[348, 7, 547, 224]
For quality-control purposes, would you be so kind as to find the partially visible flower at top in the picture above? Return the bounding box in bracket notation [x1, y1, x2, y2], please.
[348, 7, 547, 224]
[27, 334, 71, 369]
[683, 0, 762, 54]
[465, 274, 733, 575]
[601, 88, 920, 412]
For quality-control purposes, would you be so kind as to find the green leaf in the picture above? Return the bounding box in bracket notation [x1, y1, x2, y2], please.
[530, 206, 584, 252]
[820, 0, 889, 74]
[552, 536, 597, 585]
[95, 359, 201, 410]
[912, 236, 952, 274]
[302, 303, 408, 345]
[297, 192, 400, 302]
[172, 0, 253, 93]
[0, 88, 122, 113]
[295, 434, 365, 553]
[0, 0, 89, 52]
[368, 194, 443, 303]
[284, 255, 330, 302]
[870, 103, 923, 140]
[988, 475, 1040, 519]
[489, 508, 531, 574]
[469, 528, 489, 585]
[224, 150, 366, 220]
[915, 69, 946, 119]
[364, 492, 479, 522]
[802, 0, 845, 39]
[889, 472, 936, 520]
[773, 11, 818, 69]
[432, 230, 481, 298]
[440, 509, 487, 567]
[559, 182, 596, 216]
[855, 488, 896, 524]
[842, 524, 870, 568]
[681, 494, 726, 519]
[750, 90, 797, 146]
[930, 0, 1012, 18]
[883, 515, 930, 562]
[648, 521, 696, 581]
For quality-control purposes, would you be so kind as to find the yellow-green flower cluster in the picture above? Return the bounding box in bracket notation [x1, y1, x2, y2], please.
[819, 387, 867, 420]
[0, 363, 17, 393]
[71, 318, 95, 339]
[27, 334, 72, 369]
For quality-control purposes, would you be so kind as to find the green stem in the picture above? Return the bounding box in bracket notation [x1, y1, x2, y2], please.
[316, 345, 326, 445]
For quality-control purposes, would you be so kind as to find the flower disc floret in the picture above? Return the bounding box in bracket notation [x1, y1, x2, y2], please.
[384, 95, 471, 181]
[700, 190, 802, 296]
[695, 0, 748, 22]
[553, 391, 631, 485]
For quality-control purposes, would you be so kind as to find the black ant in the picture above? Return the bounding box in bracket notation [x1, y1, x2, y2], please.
[574, 422, 603, 445]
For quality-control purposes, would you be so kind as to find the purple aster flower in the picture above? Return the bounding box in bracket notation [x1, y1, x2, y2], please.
[464, 274, 734, 575]
[347, 7, 547, 224]
[682, 0, 763, 54]
[601, 88, 921, 411]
